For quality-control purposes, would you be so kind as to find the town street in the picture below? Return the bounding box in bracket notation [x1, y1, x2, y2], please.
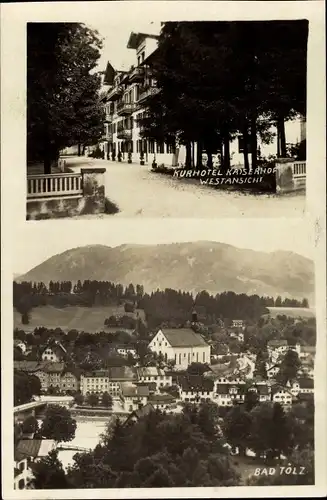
[66, 157, 305, 218]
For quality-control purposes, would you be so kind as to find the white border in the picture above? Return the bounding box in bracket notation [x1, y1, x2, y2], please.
[1, 1, 326, 498]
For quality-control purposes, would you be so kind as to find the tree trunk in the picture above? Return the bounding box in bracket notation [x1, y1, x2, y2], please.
[280, 116, 286, 157]
[250, 114, 257, 171]
[223, 134, 230, 171]
[243, 124, 250, 171]
[77, 143, 81, 156]
[277, 123, 281, 157]
[185, 141, 192, 167]
[196, 140, 203, 168]
[82, 145, 86, 156]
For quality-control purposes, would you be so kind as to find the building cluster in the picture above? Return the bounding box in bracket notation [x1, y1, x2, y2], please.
[92, 31, 306, 168]
[14, 325, 315, 414]
[14, 439, 56, 490]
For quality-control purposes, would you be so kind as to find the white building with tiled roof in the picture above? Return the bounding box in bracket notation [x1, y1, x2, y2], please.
[148, 328, 211, 370]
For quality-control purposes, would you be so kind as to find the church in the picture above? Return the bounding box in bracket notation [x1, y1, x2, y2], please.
[148, 327, 211, 370]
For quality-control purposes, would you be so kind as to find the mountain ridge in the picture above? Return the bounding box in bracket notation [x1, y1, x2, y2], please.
[17, 241, 314, 301]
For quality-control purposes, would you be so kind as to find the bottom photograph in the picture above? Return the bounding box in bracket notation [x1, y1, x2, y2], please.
[12, 221, 316, 490]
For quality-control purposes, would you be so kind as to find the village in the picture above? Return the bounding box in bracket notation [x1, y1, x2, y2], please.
[13, 300, 315, 489]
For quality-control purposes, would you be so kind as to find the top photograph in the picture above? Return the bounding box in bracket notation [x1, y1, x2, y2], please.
[26, 19, 308, 220]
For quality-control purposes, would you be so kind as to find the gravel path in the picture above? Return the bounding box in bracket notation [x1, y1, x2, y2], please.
[66, 156, 305, 218]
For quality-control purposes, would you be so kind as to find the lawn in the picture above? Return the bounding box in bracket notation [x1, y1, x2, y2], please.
[231, 455, 267, 484]
[266, 307, 315, 319]
[14, 305, 145, 333]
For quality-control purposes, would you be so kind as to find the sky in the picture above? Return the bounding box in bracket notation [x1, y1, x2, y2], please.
[13, 218, 314, 275]
[87, 20, 161, 73]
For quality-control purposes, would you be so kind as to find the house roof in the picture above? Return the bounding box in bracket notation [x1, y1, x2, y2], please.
[41, 341, 66, 358]
[216, 383, 230, 394]
[14, 361, 64, 373]
[268, 340, 288, 347]
[148, 394, 175, 403]
[137, 366, 165, 378]
[103, 61, 116, 85]
[109, 366, 136, 380]
[127, 32, 159, 50]
[161, 328, 209, 348]
[302, 345, 316, 354]
[297, 393, 314, 401]
[177, 375, 214, 392]
[128, 403, 155, 421]
[122, 384, 149, 397]
[15, 440, 55, 462]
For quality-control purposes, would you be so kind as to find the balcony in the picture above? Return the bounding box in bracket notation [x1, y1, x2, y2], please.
[117, 129, 132, 140]
[129, 66, 144, 83]
[107, 85, 124, 101]
[138, 86, 159, 104]
[117, 101, 136, 116]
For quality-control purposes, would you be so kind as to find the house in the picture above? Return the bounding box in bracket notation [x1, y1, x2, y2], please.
[116, 345, 137, 358]
[60, 369, 80, 393]
[14, 339, 27, 354]
[41, 341, 67, 362]
[14, 361, 65, 392]
[215, 383, 245, 406]
[298, 377, 314, 394]
[136, 366, 172, 390]
[148, 328, 211, 369]
[247, 384, 271, 402]
[267, 340, 288, 358]
[108, 366, 137, 396]
[231, 319, 245, 329]
[266, 364, 280, 379]
[120, 384, 149, 412]
[80, 370, 110, 397]
[299, 345, 316, 360]
[271, 386, 293, 406]
[123, 403, 155, 426]
[14, 440, 56, 490]
[80, 366, 137, 397]
[177, 375, 214, 403]
[230, 331, 244, 342]
[148, 393, 176, 410]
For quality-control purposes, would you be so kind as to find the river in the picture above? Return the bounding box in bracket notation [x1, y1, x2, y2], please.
[57, 417, 112, 471]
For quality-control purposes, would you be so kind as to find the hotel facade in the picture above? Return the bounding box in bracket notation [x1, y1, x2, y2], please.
[96, 31, 306, 168]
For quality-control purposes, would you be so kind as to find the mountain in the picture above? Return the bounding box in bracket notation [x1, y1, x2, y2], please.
[17, 242, 315, 301]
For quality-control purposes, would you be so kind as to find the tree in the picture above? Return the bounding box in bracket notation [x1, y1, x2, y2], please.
[40, 404, 77, 442]
[32, 449, 69, 489]
[74, 392, 84, 406]
[87, 393, 99, 407]
[223, 405, 252, 455]
[277, 349, 301, 385]
[14, 371, 41, 406]
[101, 392, 113, 409]
[254, 349, 268, 379]
[22, 415, 39, 435]
[27, 23, 104, 173]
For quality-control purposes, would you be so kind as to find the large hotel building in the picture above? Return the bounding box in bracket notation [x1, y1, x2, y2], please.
[96, 31, 306, 168]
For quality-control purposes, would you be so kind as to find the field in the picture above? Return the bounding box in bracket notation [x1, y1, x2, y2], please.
[14, 305, 146, 333]
[266, 307, 315, 319]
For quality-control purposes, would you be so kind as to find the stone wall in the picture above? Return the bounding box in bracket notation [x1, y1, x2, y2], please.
[26, 168, 107, 220]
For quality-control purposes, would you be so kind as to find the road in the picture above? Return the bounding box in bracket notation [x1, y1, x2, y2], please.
[66, 157, 305, 218]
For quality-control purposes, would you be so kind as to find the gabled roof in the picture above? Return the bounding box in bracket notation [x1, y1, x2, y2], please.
[15, 440, 55, 462]
[127, 32, 159, 50]
[137, 366, 165, 378]
[177, 375, 214, 392]
[268, 340, 288, 347]
[129, 403, 155, 420]
[160, 328, 208, 348]
[14, 361, 64, 373]
[103, 61, 116, 85]
[122, 384, 149, 397]
[109, 366, 136, 381]
[148, 393, 175, 403]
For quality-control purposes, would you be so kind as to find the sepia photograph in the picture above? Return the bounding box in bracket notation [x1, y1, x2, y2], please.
[26, 18, 308, 220]
[1, 1, 326, 499]
[11, 220, 316, 490]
